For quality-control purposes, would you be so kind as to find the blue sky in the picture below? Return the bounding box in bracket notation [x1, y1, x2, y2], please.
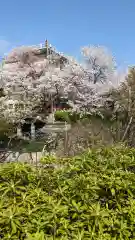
[0, 0, 135, 67]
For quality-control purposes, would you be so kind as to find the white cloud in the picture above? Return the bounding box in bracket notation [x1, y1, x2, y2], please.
[0, 38, 10, 58]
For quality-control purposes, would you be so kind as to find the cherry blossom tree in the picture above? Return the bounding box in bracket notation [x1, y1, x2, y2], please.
[81, 45, 116, 83]
[0, 44, 124, 122]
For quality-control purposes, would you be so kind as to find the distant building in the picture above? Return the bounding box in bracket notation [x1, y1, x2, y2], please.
[4, 39, 68, 69]
[37, 39, 68, 69]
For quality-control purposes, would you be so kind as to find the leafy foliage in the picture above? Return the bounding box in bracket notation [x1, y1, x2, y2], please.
[1, 146, 135, 239]
[104, 67, 135, 145]
[0, 118, 15, 146]
[54, 110, 81, 123]
[54, 110, 103, 124]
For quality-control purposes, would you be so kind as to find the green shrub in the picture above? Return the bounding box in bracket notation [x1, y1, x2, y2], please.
[0, 119, 15, 139]
[0, 118, 16, 148]
[1, 145, 135, 239]
[54, 110, 82, 123]
[54, 110, 71, 122]
[54, 110, 104, 124]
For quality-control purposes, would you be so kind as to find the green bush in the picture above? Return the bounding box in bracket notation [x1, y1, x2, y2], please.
[1, 145, 135, 239]
[0, 119, 15, 139]
[54, 110, 83, 123]
[54, 110, 71, 122]
[54, 110, 103, 124]
[0, 118, 16, 148]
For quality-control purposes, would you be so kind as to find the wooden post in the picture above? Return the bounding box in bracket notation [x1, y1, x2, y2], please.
[36, 152, 37, 168]
[45, 39, 49, 56]
[51, 93, 55, 124]
[64, 122, 68, 156]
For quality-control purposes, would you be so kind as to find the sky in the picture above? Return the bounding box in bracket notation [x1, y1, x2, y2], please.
[0, 0, 135, 68]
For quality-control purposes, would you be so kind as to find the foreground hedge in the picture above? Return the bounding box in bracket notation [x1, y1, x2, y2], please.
[1, 146, 135, 239]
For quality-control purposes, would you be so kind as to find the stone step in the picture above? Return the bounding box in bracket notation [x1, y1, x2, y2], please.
[46, 121, 66, 126]
[40, 123, 71, 133]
